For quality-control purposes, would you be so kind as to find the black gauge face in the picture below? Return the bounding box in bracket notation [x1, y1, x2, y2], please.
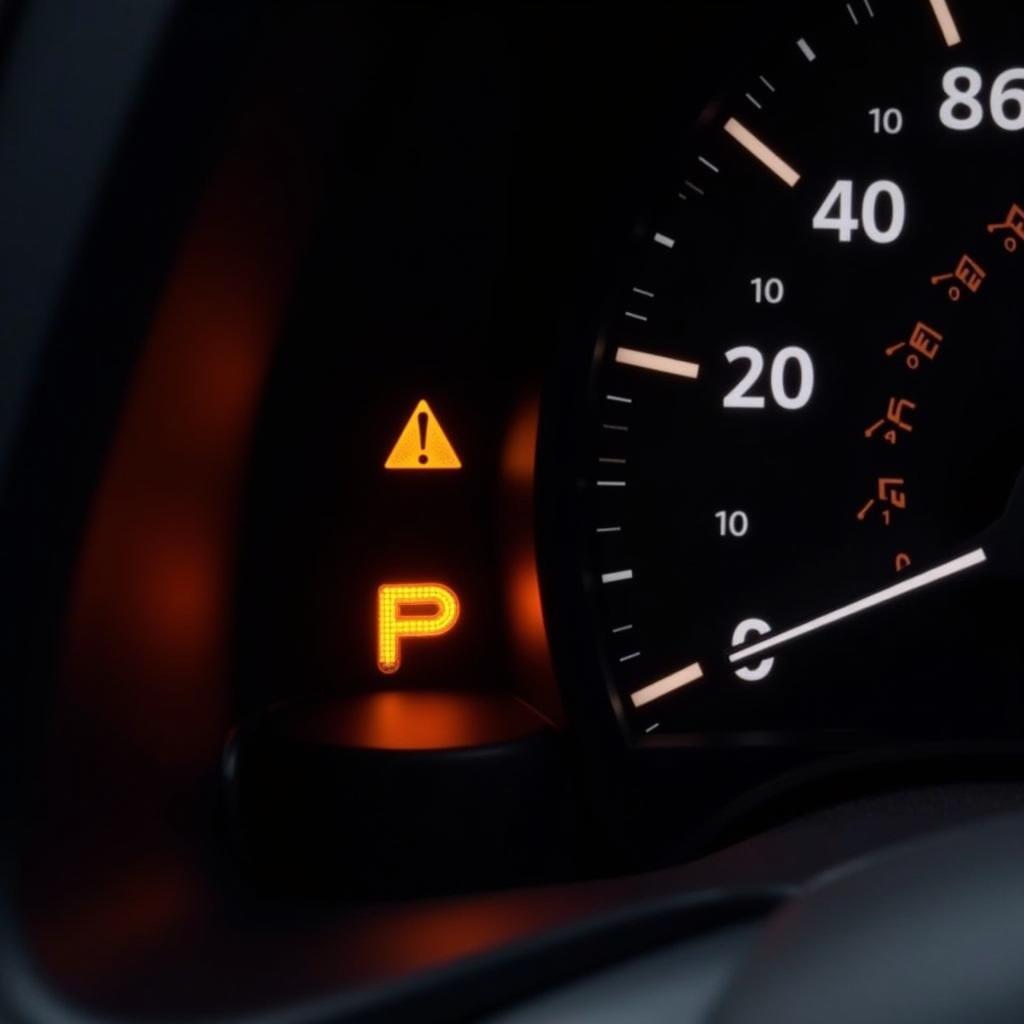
[570, 2, 1024, 743]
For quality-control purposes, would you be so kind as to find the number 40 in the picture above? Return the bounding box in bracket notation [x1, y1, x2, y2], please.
[813, 180, 906, 244]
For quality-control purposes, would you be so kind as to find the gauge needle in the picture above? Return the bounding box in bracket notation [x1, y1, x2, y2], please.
[729, 548, 988, 664]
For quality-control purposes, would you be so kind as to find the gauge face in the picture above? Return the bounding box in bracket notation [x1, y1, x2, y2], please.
[572, 2, 1024, 742]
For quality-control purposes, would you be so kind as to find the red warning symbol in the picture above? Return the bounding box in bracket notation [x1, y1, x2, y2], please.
[384, 400, 462, 470]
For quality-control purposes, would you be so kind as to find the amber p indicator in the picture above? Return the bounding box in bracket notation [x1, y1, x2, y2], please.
[377, 583, 460, 674]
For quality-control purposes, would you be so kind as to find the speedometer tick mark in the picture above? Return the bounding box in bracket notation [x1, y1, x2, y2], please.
[684, 180, 705, 196]
[745, 93, 763, 110]
[846, 4, 860, 26]
[630, 663, 704, 708]
[625, 311, 648, 322]
[758, 75, 776, 93]
[653, 232, 676, 249]
[602, 570, 634, 585]
[797, 38, 816, 62]
[620, 652, 642, 664]
[606, 394, 632, 404]
[616, 347, 700, 380]
[724, 118, 801, 187]
[632, 287, 655, 299]
[929, 0, 962, 47]
[698, 156, 720, 173]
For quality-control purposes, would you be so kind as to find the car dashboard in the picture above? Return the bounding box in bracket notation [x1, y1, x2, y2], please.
[2, 2, 1024, 1022]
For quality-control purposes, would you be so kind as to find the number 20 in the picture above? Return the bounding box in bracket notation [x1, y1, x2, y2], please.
[723, 347, 815, 411]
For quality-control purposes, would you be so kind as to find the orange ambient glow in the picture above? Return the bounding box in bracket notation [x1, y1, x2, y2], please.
[34, 97, 317, 1000]
[499, 394, 563, 725]
[377, 583, 460, 674]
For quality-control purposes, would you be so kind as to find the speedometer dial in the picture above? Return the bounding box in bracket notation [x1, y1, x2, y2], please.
[550, 2, 1024, 745]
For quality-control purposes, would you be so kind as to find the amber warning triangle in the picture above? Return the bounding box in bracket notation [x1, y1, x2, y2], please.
[385, 400, 462, 470]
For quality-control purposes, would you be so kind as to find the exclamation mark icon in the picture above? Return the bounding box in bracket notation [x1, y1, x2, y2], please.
[384, 399, 463, 470]
[417, 410, 429, 465]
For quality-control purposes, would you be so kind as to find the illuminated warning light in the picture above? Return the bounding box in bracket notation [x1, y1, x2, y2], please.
[377, 583, 460, 674]
[385, 400, 462, 470]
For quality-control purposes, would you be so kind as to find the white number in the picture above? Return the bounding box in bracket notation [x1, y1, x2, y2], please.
[870, 107, 903, 135]
[861, 181, 905, 244]
[751, 277, 785, 304]
[770, 346, 815, 410]
[991, 69, 1024, 131]
[732, 618, 773, 683]
[724, 347, 815, 411]
[723, 346, 766, 409]
[813, 180, 858, 242]
[940, 67, 984, 130]
[716, 511, 750, 538]
[813, 179, 905, 244]
[940, 67, 1024, 131]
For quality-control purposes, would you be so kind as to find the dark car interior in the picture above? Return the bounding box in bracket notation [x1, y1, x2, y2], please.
[2, 2, 1024, 1022]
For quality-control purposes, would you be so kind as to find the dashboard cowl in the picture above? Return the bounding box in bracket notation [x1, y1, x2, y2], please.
[714, 811, 1024, 1024]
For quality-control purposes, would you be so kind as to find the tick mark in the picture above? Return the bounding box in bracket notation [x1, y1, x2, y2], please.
[630, 663, 704, 708]
[616, 347, 700, 380]
[602, 569, 634, 585]
[724, 118, 801, 187]
[928, 0, 961, 47]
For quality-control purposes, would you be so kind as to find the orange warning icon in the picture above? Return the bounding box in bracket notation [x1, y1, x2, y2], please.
[384, 400, 462, 470]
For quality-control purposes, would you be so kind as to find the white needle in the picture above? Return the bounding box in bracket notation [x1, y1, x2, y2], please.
[729, 548, 988, 664]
